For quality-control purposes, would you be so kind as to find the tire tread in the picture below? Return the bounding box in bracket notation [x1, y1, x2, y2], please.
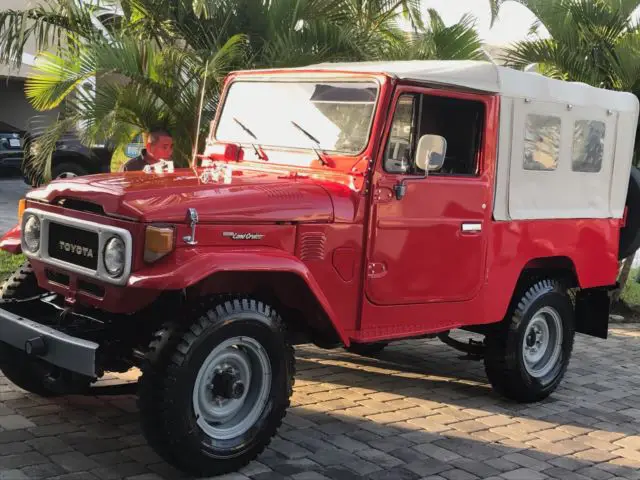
[138, 296, 294, 477]
[484, 278, 575, 403]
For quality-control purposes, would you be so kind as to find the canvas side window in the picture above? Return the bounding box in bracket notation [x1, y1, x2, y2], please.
[523, 114, 561, 171]
[572, 120, 605, 173]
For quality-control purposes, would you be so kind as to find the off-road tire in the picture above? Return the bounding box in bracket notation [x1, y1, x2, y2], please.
[484, 279, 575, 403]
[0, 261, 58, 396]
[0, 261, 42, 300]
[346, 341, 388, 356]
[138, 297, 295, 477]
[619, 166, 640, 259]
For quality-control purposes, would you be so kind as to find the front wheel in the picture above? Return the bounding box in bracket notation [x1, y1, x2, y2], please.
[484, 279, 575, 403]
[138, 298, 295, 477]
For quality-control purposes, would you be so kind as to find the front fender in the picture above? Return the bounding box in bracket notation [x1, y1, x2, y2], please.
[128, 247, 349, 344]
[0, 225, 21, 254]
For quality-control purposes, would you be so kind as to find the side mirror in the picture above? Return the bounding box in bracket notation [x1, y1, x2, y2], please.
[415, 134, 447, 174]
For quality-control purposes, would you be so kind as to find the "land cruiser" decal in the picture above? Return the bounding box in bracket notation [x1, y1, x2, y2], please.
[58, 241, 94, 258]
[222, 232, 265, 241]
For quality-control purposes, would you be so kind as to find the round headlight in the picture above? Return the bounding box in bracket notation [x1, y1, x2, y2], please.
[23, 215, 41, 253]
[103, 236, 126, 277]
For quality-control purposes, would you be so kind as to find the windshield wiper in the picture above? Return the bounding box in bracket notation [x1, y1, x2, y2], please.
[290, 120, 330, 167]
[233, 117, 267, 160]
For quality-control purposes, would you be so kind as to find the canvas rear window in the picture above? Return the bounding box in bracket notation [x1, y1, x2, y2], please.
[523, 114, 561, 171]
[572, 120, 605, 173]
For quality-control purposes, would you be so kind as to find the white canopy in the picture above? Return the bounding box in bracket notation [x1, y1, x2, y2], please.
[303, 60, 639, 113]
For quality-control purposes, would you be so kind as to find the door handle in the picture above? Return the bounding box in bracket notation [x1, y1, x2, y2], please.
[461, 222, 482, 233]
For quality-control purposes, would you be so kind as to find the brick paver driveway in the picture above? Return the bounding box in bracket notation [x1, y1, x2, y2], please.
[0, 326, 639, 480]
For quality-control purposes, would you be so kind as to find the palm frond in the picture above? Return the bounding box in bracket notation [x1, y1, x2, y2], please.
[604, 0, 640, 19]
[23, 114, 79, 184]
[25, 46, 96, 110]
[0, 0, 103, 68]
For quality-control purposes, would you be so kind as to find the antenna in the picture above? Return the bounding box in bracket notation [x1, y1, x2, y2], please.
[192, 59, 209, 168]
[481, 46, 498, 66]
[481, 46, 502, 91]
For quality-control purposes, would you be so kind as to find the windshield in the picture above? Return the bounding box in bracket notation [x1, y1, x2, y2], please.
[214, 80, 378, 155]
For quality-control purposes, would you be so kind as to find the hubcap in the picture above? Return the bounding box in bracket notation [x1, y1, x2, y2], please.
[192, 337, 271, 440]
[522, 306, 563, 379]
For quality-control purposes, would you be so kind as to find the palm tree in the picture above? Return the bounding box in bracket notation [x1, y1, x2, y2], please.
[489, 0, 640, 93]
[376, 9, 484, 61]
[1, 0, 484, 180]
[24, 34, 246, 178]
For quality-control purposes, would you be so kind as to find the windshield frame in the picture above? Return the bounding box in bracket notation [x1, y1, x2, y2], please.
[211, 75, 383, 157]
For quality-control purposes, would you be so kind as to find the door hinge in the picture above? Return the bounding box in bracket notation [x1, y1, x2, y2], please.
[367, 262, 387, 278]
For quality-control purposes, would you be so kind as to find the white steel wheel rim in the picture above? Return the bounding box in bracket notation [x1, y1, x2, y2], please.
[192, 336, 272, 440]
[522, 306, 563, 379]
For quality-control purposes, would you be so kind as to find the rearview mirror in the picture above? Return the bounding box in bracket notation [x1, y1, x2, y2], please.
[415, 134, 447, 173]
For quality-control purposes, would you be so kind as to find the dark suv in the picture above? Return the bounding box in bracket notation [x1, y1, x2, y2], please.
[0, 123, 25, 174]
[17, 115, 113, 185]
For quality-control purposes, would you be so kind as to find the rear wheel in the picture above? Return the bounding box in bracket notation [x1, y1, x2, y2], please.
[484, 279, 575, 403]
[138, 297, 295, 477]
[619, 166, 640, 259]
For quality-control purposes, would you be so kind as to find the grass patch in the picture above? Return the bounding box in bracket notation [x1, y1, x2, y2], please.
[0, 250, 24, 281]
[621, 267, 640, 307]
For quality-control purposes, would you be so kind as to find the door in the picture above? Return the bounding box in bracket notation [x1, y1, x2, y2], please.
[365, 87, 494, 306]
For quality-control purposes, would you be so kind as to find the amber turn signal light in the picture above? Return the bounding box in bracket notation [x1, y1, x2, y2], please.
[17, 199, 26, 224]
[144, 226, 175, 263]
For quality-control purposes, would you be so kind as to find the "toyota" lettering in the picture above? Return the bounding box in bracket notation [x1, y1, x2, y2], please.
[58, 241, 94, 258]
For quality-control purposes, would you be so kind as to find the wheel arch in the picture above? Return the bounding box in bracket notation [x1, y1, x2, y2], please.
[188, 270, 345, 348]
[129, 249, 350, 347]
[508, 256, 610, 340]
[519, 256, 580, 289]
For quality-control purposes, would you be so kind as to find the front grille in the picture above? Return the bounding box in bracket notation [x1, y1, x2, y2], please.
[48, 223, 99, 270]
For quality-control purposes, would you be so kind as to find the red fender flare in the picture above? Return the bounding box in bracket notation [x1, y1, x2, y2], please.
[0, 225, 21, 254]
[128, 247, 350, 345]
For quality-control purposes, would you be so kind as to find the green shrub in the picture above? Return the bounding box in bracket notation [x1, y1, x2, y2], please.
[0, 251, 24, 281]
[621, 268, 640, 307]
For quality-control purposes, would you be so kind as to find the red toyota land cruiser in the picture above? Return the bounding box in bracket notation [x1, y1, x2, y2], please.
[1, 60, 640, 476]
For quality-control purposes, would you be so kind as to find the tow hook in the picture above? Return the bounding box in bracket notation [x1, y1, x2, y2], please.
[25, 336, 47, 356]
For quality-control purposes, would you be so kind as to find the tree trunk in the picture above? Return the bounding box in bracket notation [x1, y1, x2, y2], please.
[612, 253, 635, 303]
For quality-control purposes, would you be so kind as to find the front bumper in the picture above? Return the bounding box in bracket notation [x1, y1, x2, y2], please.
[0, 306, 98, 378]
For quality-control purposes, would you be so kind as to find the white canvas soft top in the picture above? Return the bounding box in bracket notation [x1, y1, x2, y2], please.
[292, 60, 639, 113]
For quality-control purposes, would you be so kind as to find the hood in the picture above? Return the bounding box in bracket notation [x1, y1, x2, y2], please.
[26, 169, 337, 223]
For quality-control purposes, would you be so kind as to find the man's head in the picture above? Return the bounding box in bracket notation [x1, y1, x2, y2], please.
[145, 129, 173, 162]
